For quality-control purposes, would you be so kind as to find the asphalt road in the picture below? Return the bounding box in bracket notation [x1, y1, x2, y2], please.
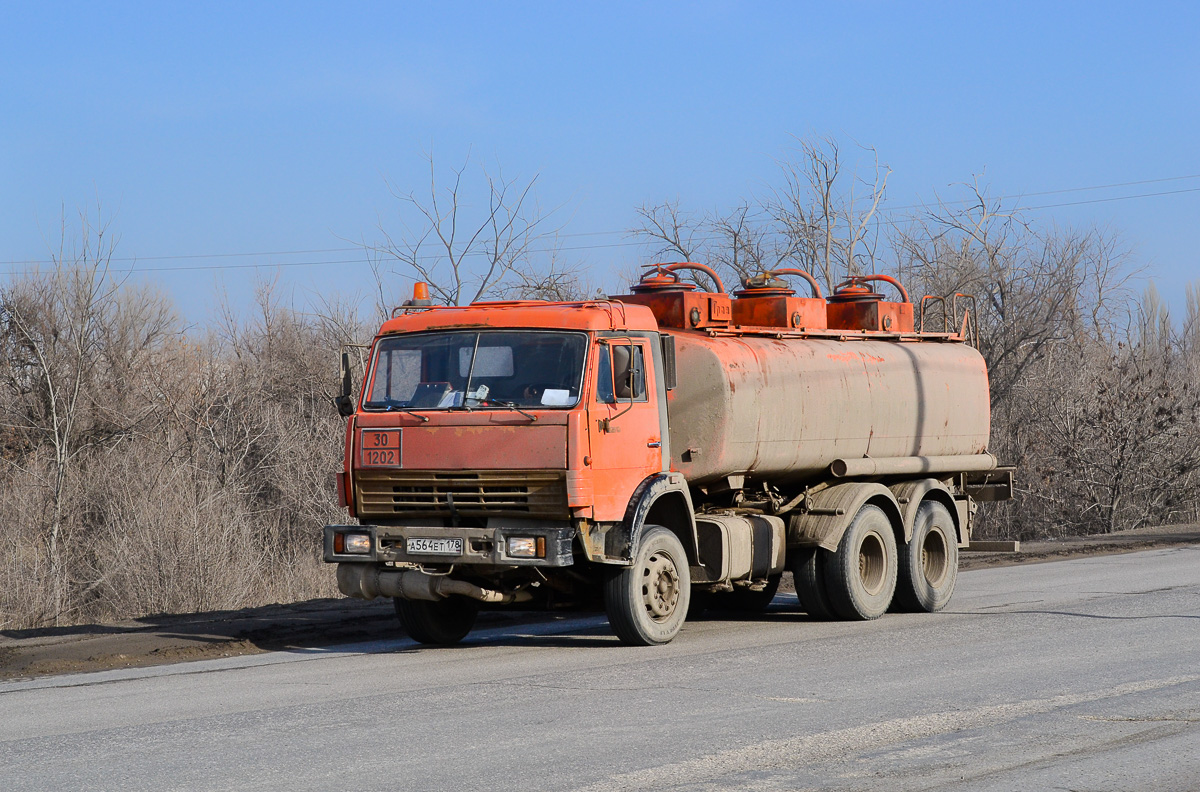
[1, 546, 1198, 791]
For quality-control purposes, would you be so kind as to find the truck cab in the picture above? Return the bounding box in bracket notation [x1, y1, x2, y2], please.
[326, 298, 696, 645]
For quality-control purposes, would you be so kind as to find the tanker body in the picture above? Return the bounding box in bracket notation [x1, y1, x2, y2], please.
[323, 266, 1013, 646]
[667, 332, 991, 484]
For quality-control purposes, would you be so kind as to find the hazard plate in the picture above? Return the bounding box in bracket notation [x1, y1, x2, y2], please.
[360, 429, 401, 467]
[406, 537, 463, 556]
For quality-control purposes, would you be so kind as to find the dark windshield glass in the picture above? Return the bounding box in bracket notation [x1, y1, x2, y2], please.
[363, 331, 588, 411]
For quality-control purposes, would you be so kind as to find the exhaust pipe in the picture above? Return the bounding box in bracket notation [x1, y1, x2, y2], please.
[337, 564, 531, 604]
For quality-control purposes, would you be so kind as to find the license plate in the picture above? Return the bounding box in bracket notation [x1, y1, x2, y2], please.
[360, 429, 402, 467]
[406, 537, 463, 556]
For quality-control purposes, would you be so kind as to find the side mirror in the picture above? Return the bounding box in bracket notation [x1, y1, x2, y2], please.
[335, 351, 355, 417]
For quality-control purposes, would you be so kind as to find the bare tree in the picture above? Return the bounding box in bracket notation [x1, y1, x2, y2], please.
[894, 181, 1135, 408]
[0, 217, 114, 623]
[0, 231, 354, 628]
[633, 200, 708, 264]
[632, 136, 890, 294]
[1017, 292, 1200, 535]
[707, 204, 795, 283]
[0, 209, 176, 624]
[767, 136, 891, 289]
[365, 152, 575, 309]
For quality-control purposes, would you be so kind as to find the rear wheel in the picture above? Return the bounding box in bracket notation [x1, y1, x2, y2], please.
[394, 596, 479, 645]
[605, 526, 691, 645]
[790, 548, 835, 620]
[823, 504, 898, 620]
[894, 500, 959, 612]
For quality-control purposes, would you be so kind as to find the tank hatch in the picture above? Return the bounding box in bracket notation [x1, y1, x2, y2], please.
[825, 274, 914, 333]
[613, 262, 732, 329]
[731, 269, 827, 330]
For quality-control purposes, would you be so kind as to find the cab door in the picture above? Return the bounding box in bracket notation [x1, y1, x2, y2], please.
[587, 338, 662, 521]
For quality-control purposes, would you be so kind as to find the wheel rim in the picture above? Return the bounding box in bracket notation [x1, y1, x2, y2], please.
[857, 531, 888, 596]
[921, 527, 949, 587]
[642, 550, 681, 621]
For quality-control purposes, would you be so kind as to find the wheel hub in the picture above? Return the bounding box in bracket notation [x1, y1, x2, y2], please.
[857, 531, 887, 596]
[921, 528, 949, 587]
[642, 551, 680, 620]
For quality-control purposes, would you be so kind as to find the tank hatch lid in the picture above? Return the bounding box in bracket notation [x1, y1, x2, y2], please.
[825, 283, 885, 303]
[732, 274, 795, 299]
[825, 275, 914, 333]
[613, 262, 732, 329]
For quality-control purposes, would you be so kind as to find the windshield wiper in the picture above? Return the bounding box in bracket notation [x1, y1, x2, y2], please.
[367, 398, 430, 422]
[490, 400, 537, 422]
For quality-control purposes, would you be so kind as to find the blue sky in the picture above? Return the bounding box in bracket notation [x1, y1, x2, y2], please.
[2, 1, 1197, 321]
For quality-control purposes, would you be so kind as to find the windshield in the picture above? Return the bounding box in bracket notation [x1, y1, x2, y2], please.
[363, 330, 588, 411]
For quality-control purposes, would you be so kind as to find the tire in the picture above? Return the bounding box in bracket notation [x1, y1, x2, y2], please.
[893, 500, 959, 613]
[823, 504, 898, 620]
[394, 596, 479, 645]
[729, 574, 781, 612]
[790, 548, 835, 620]
[604, 526, 691, 646]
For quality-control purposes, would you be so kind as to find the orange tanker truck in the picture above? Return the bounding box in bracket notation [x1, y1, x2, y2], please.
[325, 263, 1013, 645]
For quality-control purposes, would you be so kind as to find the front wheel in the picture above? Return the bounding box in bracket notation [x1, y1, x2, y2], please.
[394, 596, 479, 645]
[604, 526, 691, 645]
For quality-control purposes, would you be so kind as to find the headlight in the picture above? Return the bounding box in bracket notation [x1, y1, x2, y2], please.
[506, 537, 538, 558]
[506, 536, 547, 558]
[337, 532, 371, 554]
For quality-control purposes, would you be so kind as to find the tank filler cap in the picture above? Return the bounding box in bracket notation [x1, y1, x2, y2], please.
[630, 264, 699, 294]
[827, 282, 884, 304]
[830, 274, 911, 304]
[733, 273, 795, 298]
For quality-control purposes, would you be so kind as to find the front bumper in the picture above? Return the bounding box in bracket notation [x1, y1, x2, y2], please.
[323, 523, 575, 567]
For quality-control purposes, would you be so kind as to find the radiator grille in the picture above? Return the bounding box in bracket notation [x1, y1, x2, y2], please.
[355, 470, 568, 519]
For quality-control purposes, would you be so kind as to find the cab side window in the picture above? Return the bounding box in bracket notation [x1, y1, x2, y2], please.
[598, 342, 646, 403]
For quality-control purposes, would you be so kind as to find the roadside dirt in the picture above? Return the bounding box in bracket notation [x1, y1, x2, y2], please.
[3, 523, 1198, 682]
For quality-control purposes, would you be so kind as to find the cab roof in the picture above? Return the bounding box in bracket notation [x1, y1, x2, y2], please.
[378, 300, 659, 336]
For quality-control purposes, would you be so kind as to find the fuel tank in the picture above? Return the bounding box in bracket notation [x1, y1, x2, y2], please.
[666, 332, 991, 485]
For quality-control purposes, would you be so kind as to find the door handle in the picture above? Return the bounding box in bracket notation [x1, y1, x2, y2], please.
[647, 441, 661, 448]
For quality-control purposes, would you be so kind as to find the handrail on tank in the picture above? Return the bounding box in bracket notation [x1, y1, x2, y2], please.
[919, 293, 980, 347]
[835, 274, 910, 304]
[660, 262, 726, 294]
[953, 293, 979, 348]
[919, 295, 947, 333]
[765, 268, 823, 299]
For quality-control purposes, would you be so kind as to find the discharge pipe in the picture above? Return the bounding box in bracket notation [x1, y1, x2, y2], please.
[830, 453, 997, 478]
